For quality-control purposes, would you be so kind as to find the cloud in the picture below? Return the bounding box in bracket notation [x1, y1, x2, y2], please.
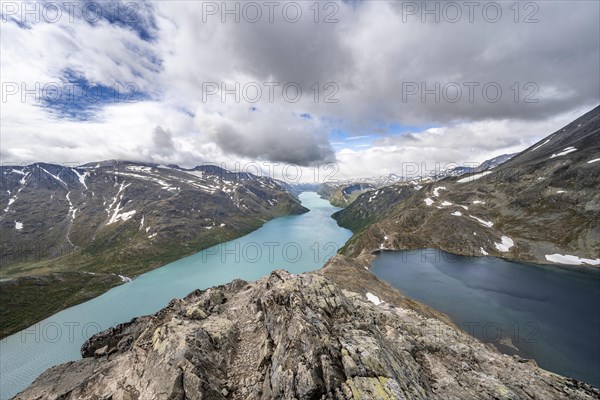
[1, 0, 598, 174]
[200, 106, 335, 165]
[151, 126, 176, 157]
[333, 105, 590, 180]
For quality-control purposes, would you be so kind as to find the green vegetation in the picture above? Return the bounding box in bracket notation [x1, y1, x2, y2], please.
[0, 272, 121, 338]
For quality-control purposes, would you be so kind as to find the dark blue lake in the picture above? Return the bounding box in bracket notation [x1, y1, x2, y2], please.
[370, 249, 600, 387]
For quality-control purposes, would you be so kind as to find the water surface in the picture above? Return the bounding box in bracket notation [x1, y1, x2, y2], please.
[371, 249, 600, 387]
[0, 192, 351, 399]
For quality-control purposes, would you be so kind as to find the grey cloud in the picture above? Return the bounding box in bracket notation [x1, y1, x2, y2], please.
[153, 0, 599, 164]
[212, 123, 335, 166]
[2, 0, 599, 168]
[227, 9, 354, 89]
[152, 126, 176, 156]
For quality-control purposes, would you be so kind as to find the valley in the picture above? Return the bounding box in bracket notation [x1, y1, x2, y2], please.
[3, 107, 600, 400]
[3, 1, 599, 398]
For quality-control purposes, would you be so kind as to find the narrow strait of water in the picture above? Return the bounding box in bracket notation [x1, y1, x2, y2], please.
[0, 192, 352, 399]
[370, 249, 600, 387]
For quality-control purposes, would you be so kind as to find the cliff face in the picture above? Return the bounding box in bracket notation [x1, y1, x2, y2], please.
[15, 256, 599, 400]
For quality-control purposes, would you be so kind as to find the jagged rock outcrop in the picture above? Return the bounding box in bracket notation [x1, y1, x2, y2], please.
[15, 257, 599, 400]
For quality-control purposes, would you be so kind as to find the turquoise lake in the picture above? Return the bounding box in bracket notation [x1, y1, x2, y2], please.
[0, 192, 352, 400]
[371, 249, 600, 387]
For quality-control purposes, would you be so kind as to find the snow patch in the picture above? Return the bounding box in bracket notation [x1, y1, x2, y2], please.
[40, 167, 68, 188]
[457, 171, 492, 183]
[72, 169, 88, 189]
[441, 201, 453, 207]
[117, 274, 132, 283]
[531, 139, 550, 151]
[451, 211, 462, 216]
[556, 190, 566, 194]
[113, 172, 179, 192]
[480, 247, 489, 256]
[105, 183, 136, 225]
[494, 236, 514, 252]
[366, 292, 383, 306]
[469, 215, 493, 228]
[550, 147, 577, 158]
[14, 221, 23, 230]
[545, 254, 600, 266]
[4, 173, 29, 212]
[472, 200, 485, 205]
[587, 158, 600, 164]
[424, 198, 434, 206]
[108, 209, 136, 225]
[127, 165, 152, 173]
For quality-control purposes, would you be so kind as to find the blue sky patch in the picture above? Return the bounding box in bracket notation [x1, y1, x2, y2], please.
[41, 69, 148, 121]
[78, 0, 158, 41]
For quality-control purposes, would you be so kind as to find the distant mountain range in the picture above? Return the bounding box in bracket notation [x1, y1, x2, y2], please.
[0, 161, 306, 338]
[333, 106, 600, 266]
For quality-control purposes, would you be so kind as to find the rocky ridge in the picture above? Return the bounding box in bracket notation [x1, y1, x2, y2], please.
[14, 256, 600, 399]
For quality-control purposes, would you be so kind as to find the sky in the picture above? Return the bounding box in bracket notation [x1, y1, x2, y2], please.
[1, 0, 599, 182]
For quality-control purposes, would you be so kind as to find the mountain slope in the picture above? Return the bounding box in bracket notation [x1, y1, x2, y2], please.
[334, 106, 600, 266]
[317, 182, 376, 207]
[0, 161, 307, 337]
[15, 261, 599, 399]
[475, 153, 516, 172]
[331, 184, 417, 232]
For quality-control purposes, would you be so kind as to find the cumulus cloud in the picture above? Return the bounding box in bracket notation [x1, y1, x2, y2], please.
[1, 0, 598, 175]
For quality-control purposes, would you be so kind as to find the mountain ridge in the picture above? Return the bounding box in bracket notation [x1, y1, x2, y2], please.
[333, 106, 600, 266]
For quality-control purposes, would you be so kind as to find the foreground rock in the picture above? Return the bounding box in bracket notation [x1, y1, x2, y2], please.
[16, 257, 598, 399]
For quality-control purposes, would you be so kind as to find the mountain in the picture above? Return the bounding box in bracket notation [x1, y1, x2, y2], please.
[319, 154, 516, 208]
[333, 106, 600, 266]
[329, 184, 416, 232]
[317, 182, 377, 207]
[0, 161, 307, 338]
[475, 153, 516, 172]
[15, 258, 599, 399]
